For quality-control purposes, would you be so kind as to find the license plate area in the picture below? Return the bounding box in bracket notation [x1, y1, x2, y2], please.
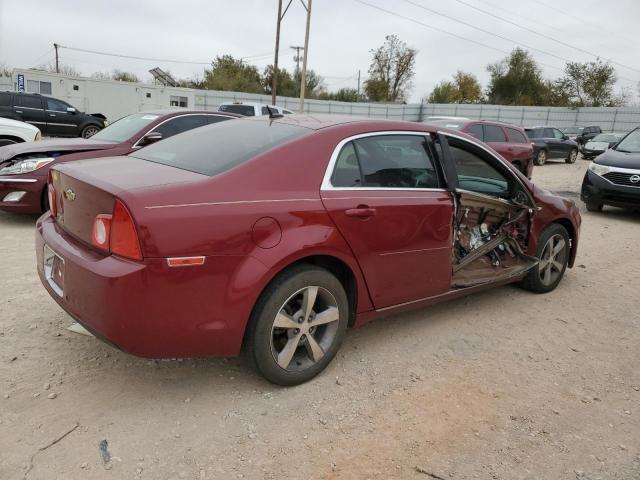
[43, 245, 64, 297]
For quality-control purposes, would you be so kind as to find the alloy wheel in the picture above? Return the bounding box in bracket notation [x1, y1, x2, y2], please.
[536, 150, 546, 165]
[270, 286, 340, 372]
[538, 234, 567, 286]
[83, 126, 100, 138]
[568, 149, 578, 163]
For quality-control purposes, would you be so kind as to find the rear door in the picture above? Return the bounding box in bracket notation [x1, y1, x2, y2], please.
[14, 94, 46, 131]
[543, 128, 562, 158]
[0, 92, 13, 119]
[44, 97, 79, 136]
[483, 124, 511, 160]
[320, 132, 453, 309]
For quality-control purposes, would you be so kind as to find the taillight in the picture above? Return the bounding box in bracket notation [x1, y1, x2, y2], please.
[110, 200, 142, 260]
[92, 214, 112, 251]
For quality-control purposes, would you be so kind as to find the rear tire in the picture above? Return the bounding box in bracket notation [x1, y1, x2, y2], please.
[520, 224, 570, 294]
[246, 265, 349, 386]
[534, 149, 547, 166]
[566, 148, 578, 164]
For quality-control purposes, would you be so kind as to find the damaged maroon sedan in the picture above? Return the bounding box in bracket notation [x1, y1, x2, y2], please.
[36, 115, 581, 385]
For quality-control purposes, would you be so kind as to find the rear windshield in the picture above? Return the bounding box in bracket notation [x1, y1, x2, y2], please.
[91, 113, 161, 142]
[426, 119, 466, 129]
[218, 104, 255, 116]
[131, 119, 310, 176]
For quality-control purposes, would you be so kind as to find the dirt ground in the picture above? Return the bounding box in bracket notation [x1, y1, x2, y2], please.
[1, 156, 639, 480]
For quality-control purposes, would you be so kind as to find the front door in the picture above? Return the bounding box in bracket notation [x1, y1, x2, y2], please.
[44, 97, 79, 137]
[441, 134, 537, 287]
[320, 133, 453, 309]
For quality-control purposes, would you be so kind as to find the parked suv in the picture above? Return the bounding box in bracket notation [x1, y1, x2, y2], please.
[525, 126, 579, 165]
[218, 102, 293, 116]
[428, 118, 534, 178]
[0, 91, 107, 138]
[575, 125, 602, 148]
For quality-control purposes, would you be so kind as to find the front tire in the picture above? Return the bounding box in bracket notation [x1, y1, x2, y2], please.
[585, 200, 603, 212]
[566, 148, 578, 164]
[247, 265, 349, 386]
[534, 149, 547, 166]
[521, 224, 570, 294]
[81, 125, 100, 138]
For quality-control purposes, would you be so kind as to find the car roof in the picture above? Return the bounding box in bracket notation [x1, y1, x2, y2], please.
[248, 114, 431, 132]
[138, 109, 240, 117]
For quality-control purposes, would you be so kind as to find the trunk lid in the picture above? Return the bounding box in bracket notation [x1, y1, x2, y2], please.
[51, 156, 207, 249]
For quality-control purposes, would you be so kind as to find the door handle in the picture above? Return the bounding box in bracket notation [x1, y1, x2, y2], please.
[49, 114, 56, 117]
[345, 206, 376, 218]
[15, 110, 23, 113]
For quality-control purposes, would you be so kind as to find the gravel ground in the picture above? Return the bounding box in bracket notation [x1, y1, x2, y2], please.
[1, 156, 639, 480]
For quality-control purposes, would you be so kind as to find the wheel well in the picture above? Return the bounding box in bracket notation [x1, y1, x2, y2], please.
[275, 255, 358, 327]
[553, 218, 576, 267]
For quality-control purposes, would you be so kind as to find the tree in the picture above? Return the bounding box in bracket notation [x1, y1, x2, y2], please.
[111, 69, 140, 82]
[262, 65, 297, 97]
[38, 63, 81, 77]
[427, 71, 482, 104]
[364, 35, 417, 102]
[557, 60, 623, 107]
[427, 81, 457, 103]
[0, 63, 12, 77]
[90, 71, 112, 81]
[486, 48, 549, 105]
[202, 55, 262, 93]
[294, 69, 324, 98]
[317, 88, 364, 102]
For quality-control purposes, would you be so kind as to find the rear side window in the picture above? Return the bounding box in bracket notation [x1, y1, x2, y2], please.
[16, 95, 43, 109]
[525, 129, 542, 138]
[152, 115, 208, 138]
[0, 92, 11, 106]
[218, 104, 255, 116]
[507, 128, 528, 144]
[484, 125, 507, 142]
[132, 120, 309, 176]
[335, 134, 440, 189]
[206, 115, 233, 124]
[466, 124, 484, 140]
[331, 142, 361, 187]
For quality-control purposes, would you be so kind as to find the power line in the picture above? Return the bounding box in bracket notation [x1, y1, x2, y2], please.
[454, 0, 640, 76]
[56, 45, 275, 65]
[353, 0, 564, 72]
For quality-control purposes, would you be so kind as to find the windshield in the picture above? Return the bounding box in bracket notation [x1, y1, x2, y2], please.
[131, 119, 310, 176]
[591, 134, 618, 143]
[90, 113, 161, 142]
[614, 129, 640, 153]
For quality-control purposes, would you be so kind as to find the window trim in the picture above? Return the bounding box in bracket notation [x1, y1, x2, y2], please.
[321, 131, 447, 192]
[131, 113, 232, 148]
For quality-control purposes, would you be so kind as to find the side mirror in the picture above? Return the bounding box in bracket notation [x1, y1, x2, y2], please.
[66, 107, 77, 114]
[138, 132, 163, 146]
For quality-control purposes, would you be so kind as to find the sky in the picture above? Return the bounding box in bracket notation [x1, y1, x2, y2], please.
[1, 0, 639, 103]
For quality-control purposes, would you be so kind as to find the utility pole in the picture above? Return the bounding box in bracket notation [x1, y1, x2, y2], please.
[271, 0, 293, 105]
[298, 0, 312, 113]
[54, 43, 59, 73]
[290, 45, 304, 97]
[357, 69, 361, 101]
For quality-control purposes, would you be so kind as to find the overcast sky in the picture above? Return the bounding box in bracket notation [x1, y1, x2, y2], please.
[1, 0, 639, 103]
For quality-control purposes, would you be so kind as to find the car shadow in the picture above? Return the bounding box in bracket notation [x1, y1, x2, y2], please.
[0, 210, 40, 226]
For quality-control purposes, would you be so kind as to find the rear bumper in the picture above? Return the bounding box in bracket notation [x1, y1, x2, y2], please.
[581, 170, 640, 208]
[0, 175, 46, 213]
[36, 214, 266, 358]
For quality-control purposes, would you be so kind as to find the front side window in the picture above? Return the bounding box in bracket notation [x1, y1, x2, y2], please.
[46, 98, 70, 112]
[0, 92, 11, 107]
[152, 115, 208, 139]
[449, 141, 510, 196]
[553, 129, 564, 140]
[484, 125, 507, 142]
[543, 128, 555, 138]
[331, 134, 439, 189]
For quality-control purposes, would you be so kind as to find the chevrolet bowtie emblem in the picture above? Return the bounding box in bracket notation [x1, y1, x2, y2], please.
[63, 189, 76, 201]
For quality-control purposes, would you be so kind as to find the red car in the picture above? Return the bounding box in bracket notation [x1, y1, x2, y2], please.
[429, 118, 534, 178]
[0, 110, 238, 214]
[36, 116, 581, 385]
